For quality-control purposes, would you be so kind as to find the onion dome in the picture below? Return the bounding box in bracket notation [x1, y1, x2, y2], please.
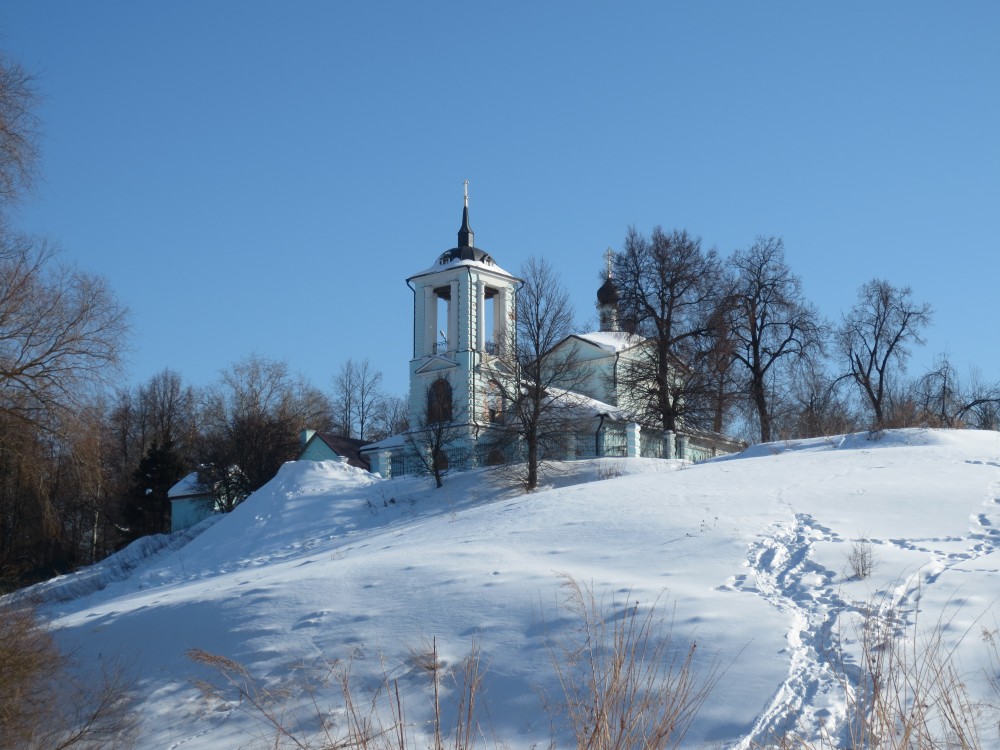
[597, 275, 620, 305]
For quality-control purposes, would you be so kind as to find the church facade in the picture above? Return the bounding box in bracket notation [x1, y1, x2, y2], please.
[360, 196, 741, 477]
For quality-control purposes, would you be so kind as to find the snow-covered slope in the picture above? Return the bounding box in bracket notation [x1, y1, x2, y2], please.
[17, 429, 1000, 748]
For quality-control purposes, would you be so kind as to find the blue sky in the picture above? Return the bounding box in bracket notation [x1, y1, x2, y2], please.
[2, 2, 998, 399]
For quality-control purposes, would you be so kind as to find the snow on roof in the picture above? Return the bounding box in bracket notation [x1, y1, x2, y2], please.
[572, 330, 646, 353]
[167, 471, 203, 499]
[358, 432, 408, 453]
[407, 255, 517, 282]
[544, 387, 628, 421]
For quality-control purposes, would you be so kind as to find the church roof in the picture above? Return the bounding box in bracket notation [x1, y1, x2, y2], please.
[572, 330, 646, 353]
[436, 200, 496, 264]
[408, 191, 517, 281]
[437, 245, 494, 264]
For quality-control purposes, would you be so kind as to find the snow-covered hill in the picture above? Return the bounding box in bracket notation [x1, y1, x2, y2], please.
[15, 429, 1000, 748]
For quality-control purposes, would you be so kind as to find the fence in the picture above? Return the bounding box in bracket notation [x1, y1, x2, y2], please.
[376, 423, 734, 479]
[640, 430, 664, 458]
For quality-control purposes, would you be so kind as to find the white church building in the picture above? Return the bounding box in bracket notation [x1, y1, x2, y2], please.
[360, 195, 741, 477]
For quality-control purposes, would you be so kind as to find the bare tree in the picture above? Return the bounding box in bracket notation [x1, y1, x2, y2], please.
[490, 257, 590, 491]
[780, 358, 859, 439]
[0, 235, 129, 432]
[103, 370, 204, 541]
[910, 354, 1000, 430]
[332, 358, 384, 440]
[368, 393, 409, 441]
[136, 369, 200, 458]
[612, 227, 727, 433]
[701, 304, 742, 434]
[62, 399, 120, 564]
[199, 355, 327, 504]
[725, 237, 825, 443]
[0, 52, 128, 431]
[0, 52, 132, 581]
[838, 279, 932, 429]
[957, 368, 1000, 430]
[911, 353, 962, 427]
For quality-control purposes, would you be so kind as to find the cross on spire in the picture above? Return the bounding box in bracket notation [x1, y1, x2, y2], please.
[605, 247, 614, 278]
[463, 179, 469, 207]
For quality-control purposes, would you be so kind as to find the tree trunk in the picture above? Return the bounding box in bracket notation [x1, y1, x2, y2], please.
[751, 375, 771, 443]
[526, 435, 538, 491]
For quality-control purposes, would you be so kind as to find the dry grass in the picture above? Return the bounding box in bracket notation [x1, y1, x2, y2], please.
[845, 535, 878, 581]
[0, 603, 139, 749]
[548, 576, 717, 750]
[189, 638, 490, 750]
[189, 577, 716, 750]
[183, 582, 1000, 749]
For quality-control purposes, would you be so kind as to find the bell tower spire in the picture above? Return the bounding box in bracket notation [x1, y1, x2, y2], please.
[457, 179, 474, 248]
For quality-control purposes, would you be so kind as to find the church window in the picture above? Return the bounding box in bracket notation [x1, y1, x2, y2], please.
[427, 379, 453, 423]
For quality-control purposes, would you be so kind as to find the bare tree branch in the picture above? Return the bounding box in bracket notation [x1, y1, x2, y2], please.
[0, 234, 130, 433]
[489, 257, 590, 491]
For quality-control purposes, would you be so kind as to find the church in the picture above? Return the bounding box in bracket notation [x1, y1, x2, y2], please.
[359, 193, 741, 477]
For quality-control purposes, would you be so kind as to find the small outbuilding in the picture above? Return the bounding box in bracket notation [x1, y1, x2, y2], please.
[168, 472, 218, 533]
[297, 430, 370, 470]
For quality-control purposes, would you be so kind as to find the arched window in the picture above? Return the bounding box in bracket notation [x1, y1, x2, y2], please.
[427, 379, 453, 423]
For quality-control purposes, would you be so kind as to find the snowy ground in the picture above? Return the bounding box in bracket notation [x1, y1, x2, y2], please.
[11, 428, 1000, 749]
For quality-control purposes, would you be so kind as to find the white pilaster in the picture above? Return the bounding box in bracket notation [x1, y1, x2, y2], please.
[476, 280, 486, 351]
[448, 280, 459, 351]
[423, 285, 436, 355]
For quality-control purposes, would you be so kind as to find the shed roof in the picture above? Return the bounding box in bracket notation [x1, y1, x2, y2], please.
[300, 432, 371, 470]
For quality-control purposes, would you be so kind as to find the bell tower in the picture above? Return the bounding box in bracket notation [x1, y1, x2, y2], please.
[406, 186, 519, 444]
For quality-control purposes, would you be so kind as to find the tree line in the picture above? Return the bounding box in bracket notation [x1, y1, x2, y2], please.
[457, 233, 1000, 494]
[608, 226, 999, 443]
[0, 351, 408, 590]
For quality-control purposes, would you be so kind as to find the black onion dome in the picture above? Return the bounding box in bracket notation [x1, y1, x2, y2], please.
[597, 276, 620, 305]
